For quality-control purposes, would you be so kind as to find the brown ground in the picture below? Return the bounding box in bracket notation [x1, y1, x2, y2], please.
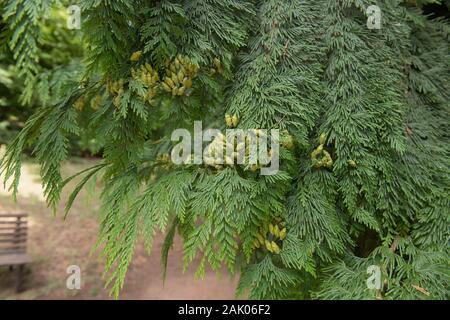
[0, 159, 237, 300]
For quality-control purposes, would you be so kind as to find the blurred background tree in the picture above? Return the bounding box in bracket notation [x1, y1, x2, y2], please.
[0, 4, 99, 154]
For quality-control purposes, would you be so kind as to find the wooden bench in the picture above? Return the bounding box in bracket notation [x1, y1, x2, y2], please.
[0, 213, 31, 292]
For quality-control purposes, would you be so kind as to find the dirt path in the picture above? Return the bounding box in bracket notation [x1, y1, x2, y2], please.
[122, 235, 238, 300]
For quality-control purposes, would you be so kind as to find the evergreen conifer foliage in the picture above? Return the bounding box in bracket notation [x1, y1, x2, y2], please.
[1, 0, 449, 299]
[1, 0, 53, 104]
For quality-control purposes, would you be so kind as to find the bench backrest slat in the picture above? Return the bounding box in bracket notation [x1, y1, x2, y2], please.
[0, 213, 28, 256]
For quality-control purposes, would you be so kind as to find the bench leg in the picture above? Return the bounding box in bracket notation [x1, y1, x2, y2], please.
[16, 265, 25, 293]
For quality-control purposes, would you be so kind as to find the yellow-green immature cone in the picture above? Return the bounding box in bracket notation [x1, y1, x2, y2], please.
[165, 77, 174, 88]
[183, 78, 192, 89]
[282, 134, 294, 150]
[162, 82, 171, 92]
[73, 97, 85, 111]
[319, 133, 326, 145]
[265, 240, 273, 252]
[152, 73, 159, 84]
[177, 70, 184, 82]
[314, 160, 323, 168]
[225, 114, 232, 127]
[113, 95, 121, 107]
[257, 233, 265, 245]
[348, 160, 357, 167]
[316, 144, 324, 153]
[273, 225, 280, 238]
[311, 149, 319, 160]
[259, 227, 267, 237]
[279, 228, 286, 240]
[146, 74, 152, 86]
[140, 72, 146, 83]
[147, 88, 155, 99]
[225, 156, 233, 165]
[178, 86, 186, 96]
[326, 160, 333, 168]
[130, 50, 142, 61]
[171, 73, 179, 84]
[269, 223, 274, 235]
[271, 241, 280, 254]
[231, 115, 239, 127]
[90, 95, 102, 110]
[213, 57, 221, 69]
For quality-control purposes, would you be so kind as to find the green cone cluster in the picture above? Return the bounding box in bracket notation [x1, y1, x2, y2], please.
[73, 96, 86, 111]
[225, 113, 239, 128]
[203, 132, 240, 169]
[252, 218, 287, 254]
[90, 94, 102, 110]
[311, 133, 332, 169]
[280, 130, 295, 150]
[210, 57, 223, 75]
[162, 55, 198, 97]
[106, 79, 125, 107]
[132, 63, 160, 105]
